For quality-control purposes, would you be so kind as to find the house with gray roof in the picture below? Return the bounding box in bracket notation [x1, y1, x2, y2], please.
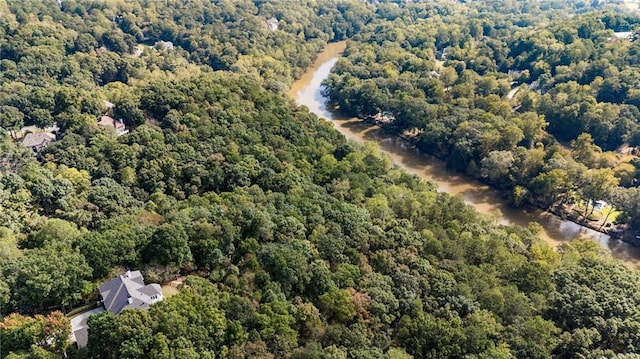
[70, 307, 104, 349]
[21, 132, 56, 151]
[98, 270, 163, 315]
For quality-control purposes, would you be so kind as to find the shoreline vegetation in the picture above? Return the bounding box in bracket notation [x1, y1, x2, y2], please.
[323, 91, 624, 237]
[353, 112, 632, 239]
[408, 132, 640, 245]
[323, 5, 640, 247]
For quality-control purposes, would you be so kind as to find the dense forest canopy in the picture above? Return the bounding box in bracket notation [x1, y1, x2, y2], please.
[325, 0, 640, 226]
[2, 0, 640, 358]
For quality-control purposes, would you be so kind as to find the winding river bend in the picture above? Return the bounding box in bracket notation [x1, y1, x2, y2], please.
[289, 41, 640, 268]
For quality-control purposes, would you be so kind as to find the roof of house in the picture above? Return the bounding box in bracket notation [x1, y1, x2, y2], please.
[73, 328, 88, 348]
[21, 132, 56, 148]
[614, 31, 633, 39]
[266, 17, 279, 31]
[102, 100, 115, 109]
[155, 40, 174, 50]
[98, 270, 163, 315]
[70, 307, 104, 348]
[98, 115, 125, 130]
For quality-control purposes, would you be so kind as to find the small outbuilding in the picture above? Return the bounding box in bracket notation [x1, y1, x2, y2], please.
[70, 307, 104, 349]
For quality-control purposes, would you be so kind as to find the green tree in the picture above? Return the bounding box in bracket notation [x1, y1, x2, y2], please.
[549, 258, 640, 352]
[114, 98, 145, 127]
[318, 287, 357, 324]
[480, 150, 515, 188]
[570, 133, 602, 168]
[0, 311, 70, 357]
[3, 243, 92, 313]
[0, 105, 24, 138]
[504, 316, 559, 359]
[530, 168, 573, 208]
[611, 187, 640, 228]
[88, 310, 155, 359]
[25, 218, 82, 248]
[517, 112, 547, 148]
[397, 313, 466, 358]
[144, 223, 193, 268]
[579, 168, 619, 218]
[28, 108, 54, 128]
[254, 300, 298, 353]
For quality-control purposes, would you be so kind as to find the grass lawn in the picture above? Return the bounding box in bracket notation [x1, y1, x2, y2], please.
[599, 206, 621, 222]
[573, 201, 620, 224]
[162, 285, 180, 298]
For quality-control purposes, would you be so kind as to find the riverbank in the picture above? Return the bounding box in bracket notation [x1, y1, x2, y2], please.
[289, 40, 640, 268]
[361, 117, 623, 238]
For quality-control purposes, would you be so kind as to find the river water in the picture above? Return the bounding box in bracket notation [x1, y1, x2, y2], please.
[289, 41, 640, 267]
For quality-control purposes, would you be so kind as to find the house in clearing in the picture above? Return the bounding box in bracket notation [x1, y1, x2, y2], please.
[21, 132, 56, 151]
[265, 17, 279, 31]
[98, 115, 128, 136]
[99, 270, 163, 315]
[71, 270, 163, 348]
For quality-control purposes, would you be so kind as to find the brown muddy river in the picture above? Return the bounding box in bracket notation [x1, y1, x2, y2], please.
[289, 41, 640, 268]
